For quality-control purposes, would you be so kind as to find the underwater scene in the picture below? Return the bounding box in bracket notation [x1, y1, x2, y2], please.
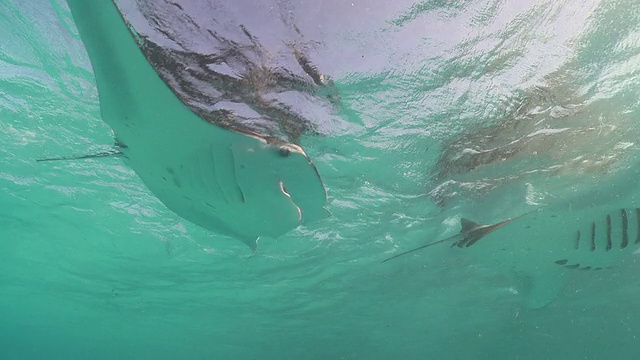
[2, 0, 640, 358]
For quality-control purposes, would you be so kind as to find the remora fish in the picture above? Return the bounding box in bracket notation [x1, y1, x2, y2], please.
[46, 0, 329, 249]
[384, 204, 640, 308]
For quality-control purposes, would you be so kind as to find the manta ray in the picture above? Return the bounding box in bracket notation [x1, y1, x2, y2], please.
[42, 0, 329, 249]
[385, 164, 640, 308]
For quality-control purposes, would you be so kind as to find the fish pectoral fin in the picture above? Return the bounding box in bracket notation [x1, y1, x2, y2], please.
[36, 149, 123, 162]
[382, 233, 465, 263]
[460, 218, 481, 232]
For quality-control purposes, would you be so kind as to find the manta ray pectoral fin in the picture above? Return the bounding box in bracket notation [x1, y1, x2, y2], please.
[36, 149, 123, 162]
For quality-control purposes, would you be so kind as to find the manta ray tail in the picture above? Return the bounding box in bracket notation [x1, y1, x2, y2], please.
[36, 150, 123, 162]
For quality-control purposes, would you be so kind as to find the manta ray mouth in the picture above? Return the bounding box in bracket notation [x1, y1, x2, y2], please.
[279, 180, 303, 222]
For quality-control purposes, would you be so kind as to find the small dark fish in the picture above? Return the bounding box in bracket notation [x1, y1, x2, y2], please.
[382, 215, 523, 263]
[37, 140, 127, 162]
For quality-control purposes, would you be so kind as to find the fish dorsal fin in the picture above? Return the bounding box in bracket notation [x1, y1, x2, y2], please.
[460, 218, 481, 233]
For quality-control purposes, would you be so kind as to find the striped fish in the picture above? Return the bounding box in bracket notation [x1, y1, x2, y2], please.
[385, 207, 640, 268]
[552, 207, 640, 271]
[382, 216, 522, 263]
[48, 0, 330, 251]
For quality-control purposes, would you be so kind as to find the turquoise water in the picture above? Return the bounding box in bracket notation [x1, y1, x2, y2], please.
[3, 0, 640, 359]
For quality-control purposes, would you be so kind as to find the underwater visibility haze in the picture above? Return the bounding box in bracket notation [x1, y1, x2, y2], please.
[2, 0, 640, 358]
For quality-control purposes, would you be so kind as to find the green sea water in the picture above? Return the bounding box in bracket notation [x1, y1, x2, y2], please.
[3, 0, 640, 359]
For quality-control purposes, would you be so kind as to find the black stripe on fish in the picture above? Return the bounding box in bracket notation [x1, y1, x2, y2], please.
[621, 209, 629, 249]
[590, 222, 596, 251]
[555, 259, 568, 265]
[574, 231, 580, 250]
[606, 214, 612, 251]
